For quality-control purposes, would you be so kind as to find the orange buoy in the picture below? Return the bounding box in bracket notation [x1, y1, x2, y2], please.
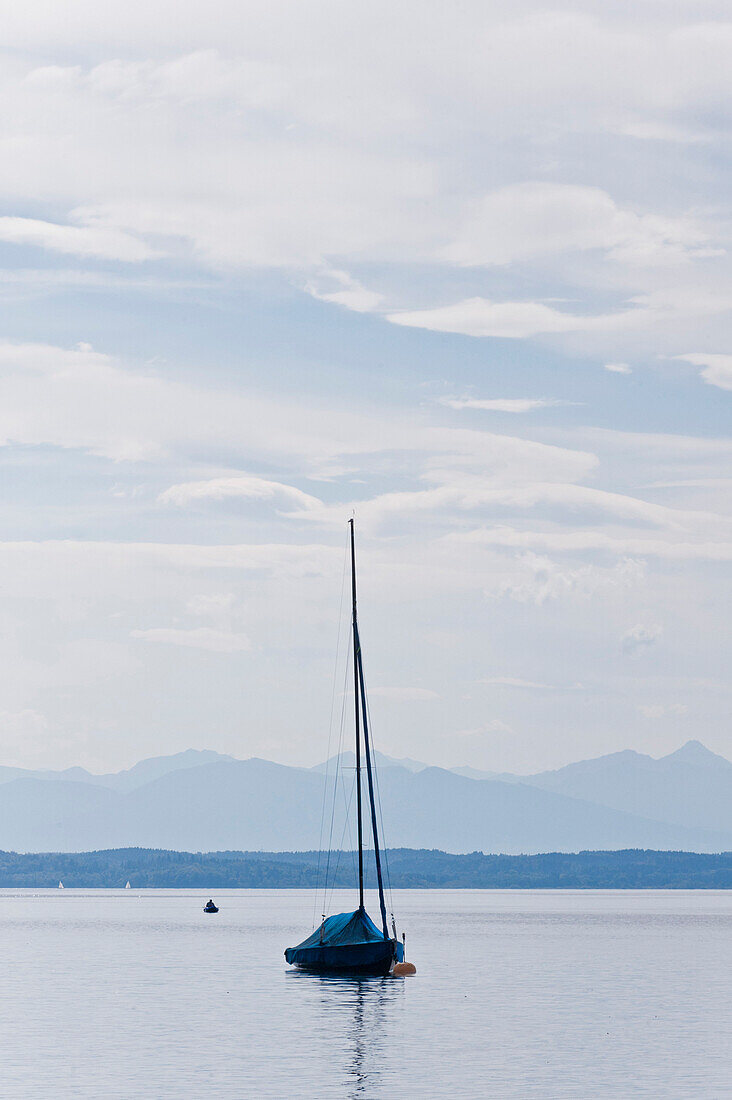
[393, 961, 417, 976]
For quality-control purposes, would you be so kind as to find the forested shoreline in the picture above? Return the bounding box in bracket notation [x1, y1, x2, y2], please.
[0, 847, 729, 888]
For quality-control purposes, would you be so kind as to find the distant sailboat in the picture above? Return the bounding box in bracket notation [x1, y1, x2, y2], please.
[285, 520, 406, 976]
[58, 881, 64, 889]
[125, 881, 131, 889]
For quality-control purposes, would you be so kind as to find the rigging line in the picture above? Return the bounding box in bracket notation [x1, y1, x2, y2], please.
[312, 532, 350, 929]
[354, 621, 388, 938]
[321, 627, 352, 921]
[339, 728, 359, 880]
[353, 618, 390, 875]
[364, 677, 395, 915]
[329, 741, 358, 913]
[322, 633, 353, 918]
[326, 771, 357, 916]
[349, 518, 364, 911]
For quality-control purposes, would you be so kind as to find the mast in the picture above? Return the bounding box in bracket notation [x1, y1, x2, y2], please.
[349, 520, 389, 941]
[349, 518, 364, 910]
[354, 624, 389, 940]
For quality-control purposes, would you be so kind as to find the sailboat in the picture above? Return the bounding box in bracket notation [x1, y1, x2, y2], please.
[58, 881, 64, 889]
[285, 520, 406, 977]
[125, 881, 131, 889]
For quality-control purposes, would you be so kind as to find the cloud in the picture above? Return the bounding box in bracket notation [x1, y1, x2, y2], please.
[368, 686, 439, 701]
[452, 526, 732, 562]
[0, 216, 157, 262]
[605, 362, 632, 374]
[445, 182, 711, 268]
[305, 269, 383, 313]
[455, 719, 513, 737]
[386, 297, 649, 340]
[80, 51, 287, 108]
[0, 268, 212, 296]
[493, 553, 645, 605]
[295, 474, 730, 538]
[579, 427, 732, 468]
[0, 340, 599, 486]
[130, 626, 251, 653]
[440, 396, 562, 413]
[186, 592, 236, 617]
[0, 708, 51, 741]
[388, 298, 588, 339]
[622, 623, 663, 655]
[639, 703, 689, 719]
[0, 6, 729, 778]
[0, 15, 728, 278]
[159, 474, 322, 510]
[0, 13, 728, 369]
[479, 677, 558, 690]
[0, 709, 76, 766]
[675, 353, 732, 392]
[0, 540, 341, 597]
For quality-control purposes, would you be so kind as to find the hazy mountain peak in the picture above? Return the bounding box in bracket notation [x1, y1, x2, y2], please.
[529, 747, 653, 782]
[520, 738, 732, 835]
[660, 740, 731, 768]
[98, 748, 239, 791]
[0, 742, 729, 854]
[312, 750, 428, 774]
[450, 765, 502, 781]
[126, 748, 233, 769]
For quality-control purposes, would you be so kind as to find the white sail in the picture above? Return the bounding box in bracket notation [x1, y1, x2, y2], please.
[125, 881, 131, 889]
[58, 881, 64, 889]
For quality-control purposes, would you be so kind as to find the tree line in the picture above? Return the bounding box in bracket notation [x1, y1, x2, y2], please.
[0, 847, 729, 888]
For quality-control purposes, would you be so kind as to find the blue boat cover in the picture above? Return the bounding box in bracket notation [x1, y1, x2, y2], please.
[289, 907, 386, 953]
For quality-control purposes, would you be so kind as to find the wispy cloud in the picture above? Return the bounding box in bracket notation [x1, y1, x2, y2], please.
[304, 268, 383, 313]
[639, 703, 688, 719]
[0, 6, 730, 774]
[493, 553, 645, 605]
[454, 719, 513, 737]
[440, 396, 563, 413]
[368, 686, 439, 701]
[185, 592, 236, 617]
[444, 182, 711, 268]
[159, 474, 321, 510]
[387, 298, 595, 339]
[622, 623, 663, 655]
[0, 216, 157, 262]
[675, 353, 732, 391]
[451, 527, 732, 562]
[130, 627, 251, 653]
[0, 340, 599, 479]
[386, 297, 651, 340]
[296, 474, 732, 540]
[0, 709, 75, 766]
[479, 677, 559, 690]
[0, 11, 729, 366]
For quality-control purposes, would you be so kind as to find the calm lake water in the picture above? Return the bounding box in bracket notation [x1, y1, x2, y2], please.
[0, 889, 729, 1098]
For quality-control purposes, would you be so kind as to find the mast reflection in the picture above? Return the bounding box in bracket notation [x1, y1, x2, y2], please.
[316, 974, 404, 1097]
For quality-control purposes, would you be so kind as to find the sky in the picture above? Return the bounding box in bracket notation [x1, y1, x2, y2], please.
[0, 0, 729, 774]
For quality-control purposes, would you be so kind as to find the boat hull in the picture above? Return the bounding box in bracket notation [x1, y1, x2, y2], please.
[286, 939, 401, 976]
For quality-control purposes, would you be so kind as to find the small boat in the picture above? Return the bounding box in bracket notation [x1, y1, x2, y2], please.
[125, 881, 131, 889]
[58, 881, 64, 889]
[203, 900, 219, 913]
[285, 520, 406, 977]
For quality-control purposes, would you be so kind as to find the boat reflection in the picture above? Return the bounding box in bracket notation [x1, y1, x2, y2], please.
[334, 976, 402, 1098]
[287, 971, 403, 1096]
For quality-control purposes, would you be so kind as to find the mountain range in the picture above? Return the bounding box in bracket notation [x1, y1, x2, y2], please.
[0, 741, 729, 854]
